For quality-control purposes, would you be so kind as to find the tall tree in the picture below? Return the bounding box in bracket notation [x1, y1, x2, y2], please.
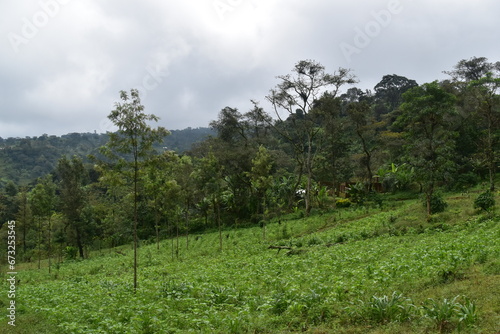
[57, 156, 87, 259]
[194, 150, 225, 251]
[346, 101, 380, 187]
[373, 74, 418, 119]
[176, 155, 195, 250]
[443, 56, 498, 84]
[144, 151, 181, 251]
[266, 60, 356, 215]
[15, 188, 32, 260]
[100, 89, 169, 291]
[445, 57, 500, 190]
[247, 145, 274, 239]
[395, 82, 457, 216]
[313, 93, 352, 196]
[30, 176, 56, 270]
[469, 72, 500, 190]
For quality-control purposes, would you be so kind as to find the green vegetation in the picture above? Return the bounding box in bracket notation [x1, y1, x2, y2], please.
[1, 56, 500, 332]
[1, 194, 499, 333]
[0, 128, 214, 186]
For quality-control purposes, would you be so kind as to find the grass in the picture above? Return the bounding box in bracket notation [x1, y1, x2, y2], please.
[1, 191, 499, 333]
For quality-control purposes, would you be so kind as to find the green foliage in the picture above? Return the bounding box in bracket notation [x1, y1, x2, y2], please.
[378, 163, 415, 192]
[363, 292, 415, 324]
[424, 193, 448, 214]
[474, 190, 495, 212]
[10, 197, 499, 333]
[0, 129, 211, 186]
[64, 246, 78, 260]
[4, 57, 500, 333]
[335, 198, 352, 208]
[422, 296, 478, 332]
[346, 182, 368, 204]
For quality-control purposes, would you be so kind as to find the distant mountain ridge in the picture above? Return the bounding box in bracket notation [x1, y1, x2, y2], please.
[0, 127, 214, 187]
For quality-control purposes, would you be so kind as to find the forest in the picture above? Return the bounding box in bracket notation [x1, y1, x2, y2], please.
[0, 56, 499, 333]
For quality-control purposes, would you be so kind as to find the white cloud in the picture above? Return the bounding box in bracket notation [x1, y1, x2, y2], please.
[0, 0, 499, 137]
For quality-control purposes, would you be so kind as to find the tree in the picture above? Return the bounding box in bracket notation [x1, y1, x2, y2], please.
[468, 71, 500, 191]
[443, 56, 498, 84]
[30, 175, 56, 271]
[246, 145, 274, 239]
[444, 57, 500, 188]
[346, 101, 380, 187]
[266, 60, 356, 215]
[194, 150, 225, 251]
[57, 156, 87, 259]
[100, 89, 169, 291]
[313, 93, 352, 196]
[444, 57, 500, 190]
[15, 188, 32, 260]
[175, 155, 195, 250]
[144, 151, 181, 251]
[395, 82, 457, 216]
[209, 107, 247, 144]
[373, 74, 418, 119]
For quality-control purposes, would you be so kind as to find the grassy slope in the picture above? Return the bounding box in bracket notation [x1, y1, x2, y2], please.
[1, 194, 499, 333]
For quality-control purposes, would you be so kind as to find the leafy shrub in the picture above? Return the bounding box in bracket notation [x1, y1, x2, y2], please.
[422, 296, 478, 332]
[456, 297, 478, 330]
[364, 292, 414, 324]
[346, 183, 368, 205]
[474, 190, 495, 212]
[160, 281, 193, 299]
[336, 198, 352, 208]
[307, 235, 323, 246]
[64, 246, 78, 260]
[447, 172, 478, 192]
[422, 297, 459, 332]
[424, 193, 448, 214]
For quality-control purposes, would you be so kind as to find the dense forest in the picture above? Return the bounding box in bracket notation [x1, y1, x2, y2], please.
[1, 56, 499, 271]
[0, 127, 214, 187]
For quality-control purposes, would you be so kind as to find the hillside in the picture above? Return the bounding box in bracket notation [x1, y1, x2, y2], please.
[1, 193, 499, 333]
[0, 127, 214, 187]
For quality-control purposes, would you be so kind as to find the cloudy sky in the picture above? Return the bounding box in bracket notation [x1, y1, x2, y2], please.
[1, 0, 499, 138]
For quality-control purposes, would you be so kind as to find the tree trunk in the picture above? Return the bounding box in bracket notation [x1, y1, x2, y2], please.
[185, 199, 190, 250]
[38, 218, 41, 270]
[155, 209, 160, 251]
[176, 221, 179, 259]
[133, 160, 138, 292]
[488, 126, 495, 191]
[305, 135, 314, 216]
[48, 216, 51, 274]
[214, 198, 222, 251]
[426, 182, 434, 218]
[75, 226, 84, 259]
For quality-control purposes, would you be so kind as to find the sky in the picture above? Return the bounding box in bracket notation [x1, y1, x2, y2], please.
[1, 0, 499, 138]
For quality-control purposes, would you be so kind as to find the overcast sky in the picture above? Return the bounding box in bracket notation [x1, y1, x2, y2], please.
[1, 0, 499, 138]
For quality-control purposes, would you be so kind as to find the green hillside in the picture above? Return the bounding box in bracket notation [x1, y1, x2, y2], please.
[0, 127, 214, 187]
[1, 193, 499, 333]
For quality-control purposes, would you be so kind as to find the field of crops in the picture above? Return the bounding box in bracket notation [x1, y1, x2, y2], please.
[2, 196, 500, 333]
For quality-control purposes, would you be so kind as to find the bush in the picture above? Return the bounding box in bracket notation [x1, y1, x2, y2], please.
[424, 193, 448, 214]
[346, 183, 368, 205]
[422, 296, 478, 332]
[364, 292, 415, 324]
[336, 198, 352, 208]
[474, 190, 495, 212]
[64, 246, 78, 260]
